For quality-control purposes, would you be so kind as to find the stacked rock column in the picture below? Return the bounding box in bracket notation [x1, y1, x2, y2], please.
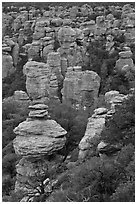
[13, 103, 67, 196]
[23, 61, 50, 104]
[47, 52, 64, 101]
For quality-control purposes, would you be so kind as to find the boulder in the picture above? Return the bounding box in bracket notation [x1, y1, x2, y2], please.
[14, 90, 29, 100]
[13, 119, 67, 157]
[28, 109, 49, 118]
[58, 26, 76, 44]
[119, 50, 132, 58]
[29, 104, 48, 110]
[93, 107, 108, 115]
[115, 58, 134, 72]
[105, 90, 120, 104]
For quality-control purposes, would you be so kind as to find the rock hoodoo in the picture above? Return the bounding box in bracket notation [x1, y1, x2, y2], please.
[2, 2, 135, 201]
[78, 90, 128, 160]
[23, 61, 50, 100]
[13, 104, 67, 193]
[62, 68, 101, 108]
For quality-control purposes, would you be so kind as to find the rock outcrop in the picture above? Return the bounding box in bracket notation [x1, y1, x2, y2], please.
[23, 61, 50, 100]
[115, 47, 134, 72]
[78, 108, 107, 159]
[62, 68, 101, 108]
[78, 90, 128, 160]
[2, 2, 135, 201]
[13, 104, 67, 193]
[2, 52, 15, 79]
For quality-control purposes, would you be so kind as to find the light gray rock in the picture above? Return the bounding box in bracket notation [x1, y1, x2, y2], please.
[94, 107, 108, 115]
[2, 53, 15, 78]
[62, 69, 100, 108]
[105, 90, 120, 104]
[14, 90, 29, 100]
[29, 104, 48, 110]
[28, 109, 49, 118]
[23, 61, 50, 100]
[119, 51, 132, 59]
[13, 119, 67, 157]
[78, 116, 105, 159]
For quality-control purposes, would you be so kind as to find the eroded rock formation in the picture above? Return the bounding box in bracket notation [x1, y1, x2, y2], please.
[13, 104, 67, 193]
[62, 68, 101, 108]
[78, 91, 128, 160]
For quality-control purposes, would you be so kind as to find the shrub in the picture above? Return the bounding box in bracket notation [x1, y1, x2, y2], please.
[49, 101, 88, 159]
[110, 181, 135, 202]
[101, 94, 135, 146]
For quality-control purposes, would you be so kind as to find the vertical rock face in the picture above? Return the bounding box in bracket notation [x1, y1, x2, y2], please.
[2, 52, 15, 79]
[13, 104, 67, 193]
[2, 13, 13, 37]
[47, 52, 63, 101]
[23, 61, 50, 100]
[62, 68, 100, 108]
[57, 26, 84, 67]
[78, 107, 107, 159]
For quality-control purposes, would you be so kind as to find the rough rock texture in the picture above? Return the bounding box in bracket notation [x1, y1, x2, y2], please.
[105, 90, 128, 111]
[13, 119, 67, 157]
[57, 26, 84, 67]
[2, 2, 135, 200]
[13, 90, 30, 101]
[78, 90, 129, 160]
[115, 47, 134, 72]
[23, 61, 50, 100]
[13, 105, 67, 193]
[78, 111, 106, 160]
[2, 52, 15, 78]
[62, 68, 100, 108]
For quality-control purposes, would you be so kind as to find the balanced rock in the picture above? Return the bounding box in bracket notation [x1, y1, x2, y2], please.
[29, 104, 48, 110]
[13, 90, 29, 100]
[28, 103, 49, 118]
[13, 119, 67, 157]
[93, 107, 108, 116]
[119, 50, 132, 58]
